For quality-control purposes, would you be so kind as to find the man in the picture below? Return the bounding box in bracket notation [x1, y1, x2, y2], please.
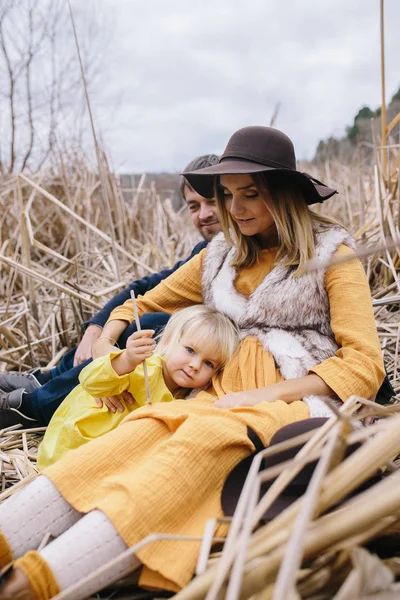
[0, 154, 221, 426]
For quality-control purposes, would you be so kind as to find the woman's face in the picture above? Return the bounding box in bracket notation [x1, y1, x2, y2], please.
[219, 174, 276, 245]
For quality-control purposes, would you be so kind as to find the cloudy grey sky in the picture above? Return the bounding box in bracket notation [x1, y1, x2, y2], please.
[92, 0, 399, 173]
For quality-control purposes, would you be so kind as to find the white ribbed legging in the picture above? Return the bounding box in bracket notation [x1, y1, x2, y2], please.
[0, 475, 139, 599]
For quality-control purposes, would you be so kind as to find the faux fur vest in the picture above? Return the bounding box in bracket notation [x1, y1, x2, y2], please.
[202, 227, 356, 418]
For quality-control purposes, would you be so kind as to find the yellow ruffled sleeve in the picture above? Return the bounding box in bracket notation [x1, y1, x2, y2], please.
[79, 350, 134, 397]
[310, 245, 385, 400]
[79, 352, 172, 407]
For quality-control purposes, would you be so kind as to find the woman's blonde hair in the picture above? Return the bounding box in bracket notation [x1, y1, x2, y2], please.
[157, 305, 239, 370]
[215, 171, 341, 275]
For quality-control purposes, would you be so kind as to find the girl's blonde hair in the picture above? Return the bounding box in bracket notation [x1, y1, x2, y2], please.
[157, 305, 239, 370]
[216, 171, 341, 276]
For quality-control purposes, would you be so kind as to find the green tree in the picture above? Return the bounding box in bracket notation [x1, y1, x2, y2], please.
[346, 106, 374, 144]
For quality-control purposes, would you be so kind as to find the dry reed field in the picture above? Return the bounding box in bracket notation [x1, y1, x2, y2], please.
[0, 136, 399, 598]
[0, 159, 198, 492]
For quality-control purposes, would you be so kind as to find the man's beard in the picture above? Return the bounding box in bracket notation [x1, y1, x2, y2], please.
[200, 224, 219, 242]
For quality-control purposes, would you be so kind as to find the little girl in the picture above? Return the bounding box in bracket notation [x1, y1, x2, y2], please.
[37, 305, 239, 468]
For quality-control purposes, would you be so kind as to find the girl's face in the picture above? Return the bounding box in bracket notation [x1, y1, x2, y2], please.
[219, 174, 277, 245]
[162, 333, 221, 393]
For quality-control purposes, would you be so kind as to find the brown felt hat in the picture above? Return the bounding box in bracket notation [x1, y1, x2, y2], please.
[183, 126, 337, 205]
[221, 419, 382, 521]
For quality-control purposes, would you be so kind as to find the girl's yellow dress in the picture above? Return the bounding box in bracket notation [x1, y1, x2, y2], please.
[13, 246, 384, 597]
[37, 353, 173, 469]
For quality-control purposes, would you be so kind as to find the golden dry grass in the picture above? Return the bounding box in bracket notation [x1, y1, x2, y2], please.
[0, 163, 199, 373]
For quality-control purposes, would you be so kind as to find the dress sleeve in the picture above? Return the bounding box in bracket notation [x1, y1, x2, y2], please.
[310, 245, 385, 400]
[86, 241, 207, 328]
[105, 250, 205, 325]
[78, 350, 133, 397]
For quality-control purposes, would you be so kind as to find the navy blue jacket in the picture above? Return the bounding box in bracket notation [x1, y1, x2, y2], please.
[87, 240, 207, 328]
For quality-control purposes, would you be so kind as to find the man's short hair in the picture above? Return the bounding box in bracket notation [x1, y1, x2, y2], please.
[179, 154, 219, 199]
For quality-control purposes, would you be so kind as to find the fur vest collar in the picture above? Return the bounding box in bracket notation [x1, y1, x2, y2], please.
[202, 227, 356, 418]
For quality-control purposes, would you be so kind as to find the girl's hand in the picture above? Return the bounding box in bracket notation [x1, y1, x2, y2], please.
[95, 390, 135, 413]
[125, 329, 156, 369]
[212, 386, 281, 409]
[110, 330, 156, 377]
[96, 331, 155, 413]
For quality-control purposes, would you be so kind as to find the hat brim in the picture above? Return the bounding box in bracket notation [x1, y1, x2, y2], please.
[183, 159, 337, 206]
[221, 418, 382, 522]
[220, 448, 300, 520]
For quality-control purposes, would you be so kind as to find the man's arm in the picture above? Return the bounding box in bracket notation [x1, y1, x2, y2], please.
[74, 240, 207, 366]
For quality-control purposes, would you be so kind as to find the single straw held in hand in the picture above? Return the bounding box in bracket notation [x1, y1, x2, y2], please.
[130, 290, 152, 405]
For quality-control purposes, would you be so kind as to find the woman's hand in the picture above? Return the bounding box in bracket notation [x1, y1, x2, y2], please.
[212, 386, 281, 409]
[92, 319, 131, 359]
[212, 375, 334, 409]
[74, 325, 102, 366]
[91, 338, 117, 360]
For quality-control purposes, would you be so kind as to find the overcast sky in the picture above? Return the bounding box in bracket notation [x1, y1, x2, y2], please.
[91, 0, 400, 173]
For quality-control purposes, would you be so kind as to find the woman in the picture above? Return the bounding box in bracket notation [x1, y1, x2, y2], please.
[0, 126, 384, 599]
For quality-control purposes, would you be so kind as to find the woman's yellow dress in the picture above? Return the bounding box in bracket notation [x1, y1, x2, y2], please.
[39, 246, 384, 593]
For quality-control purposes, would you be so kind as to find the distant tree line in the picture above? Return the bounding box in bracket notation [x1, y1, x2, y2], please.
[313, 86, 400, 164]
